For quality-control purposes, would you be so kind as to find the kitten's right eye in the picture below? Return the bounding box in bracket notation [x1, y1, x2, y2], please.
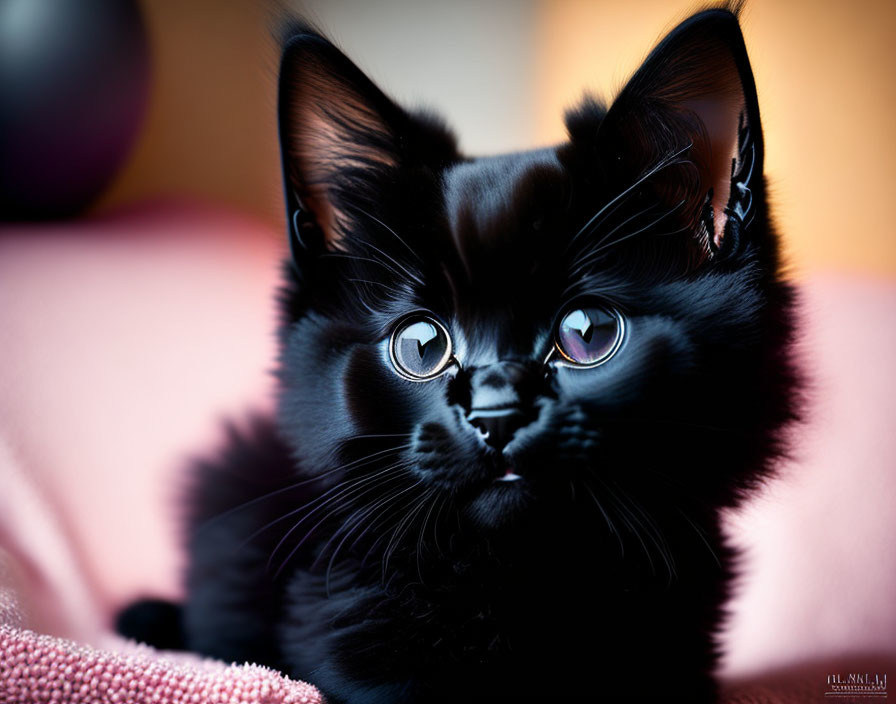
[553, 306, 624, 367]
[389, 316, 454, 381]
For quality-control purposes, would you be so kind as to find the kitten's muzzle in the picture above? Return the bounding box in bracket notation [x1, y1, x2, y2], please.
[467, 406, 529, 452]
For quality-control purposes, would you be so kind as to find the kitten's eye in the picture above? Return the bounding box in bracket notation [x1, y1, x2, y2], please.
[554, 306, 624, 367]
[389, 316, 454, 380]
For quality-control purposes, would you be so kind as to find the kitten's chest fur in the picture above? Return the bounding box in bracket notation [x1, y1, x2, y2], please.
[277, 529, 724, 701]
[185, 422, 724, 702]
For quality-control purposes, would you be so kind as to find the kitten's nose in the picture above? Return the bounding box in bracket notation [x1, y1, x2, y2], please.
[465, 361, 540, 450]
[467, 407, 528, 450]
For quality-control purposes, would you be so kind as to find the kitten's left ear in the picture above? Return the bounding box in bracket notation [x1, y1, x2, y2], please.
[596, 6, 762, 257]
[277, 25, 403, 260]
[277, 22, 456, 269]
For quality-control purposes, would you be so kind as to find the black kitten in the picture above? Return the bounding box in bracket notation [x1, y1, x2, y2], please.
[119, 6, 798, 702]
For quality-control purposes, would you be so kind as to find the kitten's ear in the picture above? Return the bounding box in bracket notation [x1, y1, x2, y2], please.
[277, 25, 406, 255]
[596, 7, 761, 256]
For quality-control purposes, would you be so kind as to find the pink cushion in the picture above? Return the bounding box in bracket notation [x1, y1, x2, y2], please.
[0, 203, 281, 629]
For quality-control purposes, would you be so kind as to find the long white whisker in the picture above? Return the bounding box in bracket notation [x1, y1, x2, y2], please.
[582, 480, 623, 557]
[415, 491, 441, 583]
[355, 484, 425, 568]
[346, 202, 422, 263]
[270, 467, 413, 581]
[565, 143, 693, 252]
[317, 482, 420, 593]
[266, 462, 409, 573]
[194, 441, 411, 537]
[381, 488, 433, 584]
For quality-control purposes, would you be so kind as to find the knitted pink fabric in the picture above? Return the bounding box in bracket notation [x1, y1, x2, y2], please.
[0, 554, 323, 704]
[0, 628, 322, 704]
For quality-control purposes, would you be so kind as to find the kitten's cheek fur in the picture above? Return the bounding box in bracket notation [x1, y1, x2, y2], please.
[409, 405, 494, 491]
[464, 481, 534, 530]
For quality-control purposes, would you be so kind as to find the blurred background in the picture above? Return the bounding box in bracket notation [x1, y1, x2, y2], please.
[94, 0, 896, 277]
[1, 0, 894, 685]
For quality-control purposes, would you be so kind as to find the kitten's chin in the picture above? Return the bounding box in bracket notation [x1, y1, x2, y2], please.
[463, 481, 532, 531]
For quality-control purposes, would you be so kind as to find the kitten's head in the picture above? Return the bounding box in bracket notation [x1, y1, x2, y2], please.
[274, 8, 796, 558]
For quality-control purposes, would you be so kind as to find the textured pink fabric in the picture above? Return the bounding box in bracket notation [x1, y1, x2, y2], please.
[0, 449, 322, 704]
[0, 206, 320, 703]
[0, 202, 283, 616]
[0, 624, 322, 704]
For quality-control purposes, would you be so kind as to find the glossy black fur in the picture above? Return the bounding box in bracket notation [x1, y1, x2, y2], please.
[120, 6, 799, 703]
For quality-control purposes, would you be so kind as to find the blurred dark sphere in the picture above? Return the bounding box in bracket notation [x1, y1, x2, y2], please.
[0, 0, 150, 220]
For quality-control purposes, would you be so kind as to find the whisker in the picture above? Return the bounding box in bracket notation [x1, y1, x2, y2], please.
[565, 201, 662, 281]
[415, 491, 441, 583]
[322, 252, 410, 284]
[581, 480, 623, 557]
[316, 481, 419, 593]
[605, 478, 677, 583]
[265, 461, 409, 570]
[381, 489, 434, 585]
[234, 447, 412, 547]
[352, 482, 425, 568]
[343, 433, 413, 442]
[585, 200, 686, 259]
[635, 464, 722, 570]
[565, 143, 693, 253]
[678, 508, 721, 568]
[430, 493, 448, 558]
[566, 200, 686, 285]
[614, 485, 677, 583]
[347, 278, 407, 298]
[193, 442, 411, 538]
[345, 202, 422, 263]
[357, 295, 382, 318]
[596, 477, 656, 575]
[271, 465, 413, 580]
[583, 200, 660, 255]
[355, 238, 426, 288]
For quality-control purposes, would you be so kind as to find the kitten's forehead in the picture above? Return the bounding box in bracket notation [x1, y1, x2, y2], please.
[437, 149, 570, 359]
[442, 148, 566, 253]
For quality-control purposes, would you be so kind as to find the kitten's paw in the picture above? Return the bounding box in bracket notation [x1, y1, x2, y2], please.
[116, 598, 185, 651]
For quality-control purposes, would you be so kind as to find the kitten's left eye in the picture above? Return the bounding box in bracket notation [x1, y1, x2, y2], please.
[553, 306, 624, 367]
[389, 315, 454, 380]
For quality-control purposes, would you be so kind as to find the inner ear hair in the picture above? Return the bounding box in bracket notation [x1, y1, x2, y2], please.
[279, 34, 401, 248]
[675, 55, 747, 249]
[598, 7, 761, 256]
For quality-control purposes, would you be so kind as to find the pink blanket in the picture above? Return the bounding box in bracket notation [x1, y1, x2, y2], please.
[0, 417, 321, 704]
[0, 549, 321, 704]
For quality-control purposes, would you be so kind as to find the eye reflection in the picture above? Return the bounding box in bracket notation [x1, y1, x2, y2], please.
[390, 316, 453, 380]
[555, 306, 623, 367]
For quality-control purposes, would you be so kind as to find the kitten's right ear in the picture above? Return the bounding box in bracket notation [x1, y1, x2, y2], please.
[575, 6, 763, 261]
[277, 24, 405, 259]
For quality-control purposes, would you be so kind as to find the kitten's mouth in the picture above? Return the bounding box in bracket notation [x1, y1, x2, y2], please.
[494, 465, 522, 483]
[466, 461, 531, 530]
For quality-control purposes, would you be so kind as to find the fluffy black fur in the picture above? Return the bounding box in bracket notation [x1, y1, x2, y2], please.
[119, 6, 799, 702]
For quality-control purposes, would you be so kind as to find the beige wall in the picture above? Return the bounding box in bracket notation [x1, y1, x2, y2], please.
[98, 0, 539, 225]
[101, 0, 896, 278]
[534, 0, 896, 278]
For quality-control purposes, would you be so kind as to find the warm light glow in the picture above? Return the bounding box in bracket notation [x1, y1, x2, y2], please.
[533, 0, 896, 278]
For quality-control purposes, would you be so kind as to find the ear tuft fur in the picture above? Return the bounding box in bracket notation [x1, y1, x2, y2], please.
[277, 20, 459, 257]
[588, 5, 761, 257]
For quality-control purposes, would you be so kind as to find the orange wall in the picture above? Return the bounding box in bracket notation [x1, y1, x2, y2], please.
[96, 0, 283, 225]
[534, 0, 896, 278]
